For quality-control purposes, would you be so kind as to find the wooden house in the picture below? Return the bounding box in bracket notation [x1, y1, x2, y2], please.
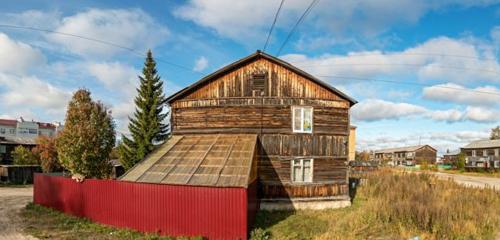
[442, 149, 460, 165]
[461, 139, 500, 170]
[121, 51, 356, 210]
[373, 145, 437, 166]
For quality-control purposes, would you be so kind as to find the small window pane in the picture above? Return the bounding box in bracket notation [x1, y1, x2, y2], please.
[0, 145, 5, 153]
[304, 166, 311, 182]
[293, 166, 302, 182]
[293, 108, 302, 131]
[303, 108, 312, 132]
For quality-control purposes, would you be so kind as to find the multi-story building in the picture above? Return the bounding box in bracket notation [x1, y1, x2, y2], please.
[0, 117, 63, 164]
[373, 145, 437, 166]
[461, 139, 500, 170]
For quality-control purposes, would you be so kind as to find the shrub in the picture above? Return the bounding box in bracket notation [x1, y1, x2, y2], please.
[456, 153, 466, 171]
[250, 228, 270, 240]
[12, 146, 38, 165]
[32, 136, 61, 173]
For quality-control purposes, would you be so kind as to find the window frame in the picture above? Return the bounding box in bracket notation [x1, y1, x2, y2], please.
[291, 158, 314, 183]
[291, 106, 313, 133]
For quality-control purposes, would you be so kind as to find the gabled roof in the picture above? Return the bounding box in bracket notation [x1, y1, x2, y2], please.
[120, 134, 258, 188]
[462, 139, 500, 149]
[443, 149, 461, 156]
[166, 50, 357, 105]
[0, 119, 17, 126]
[374, 145, 436, 154]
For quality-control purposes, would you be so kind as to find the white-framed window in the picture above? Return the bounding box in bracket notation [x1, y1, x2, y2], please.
[0, 128, 5, 134]
[9, 129, 15, 134]
[292, 106, 313, 133]
[0, 145, 5, 153]
[291, 159, 313, 183]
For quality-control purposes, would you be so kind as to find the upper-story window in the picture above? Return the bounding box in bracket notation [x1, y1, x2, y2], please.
[9, 129, 15, 134]
[251, 73, 266, 92]
[0, 128, 5, 134]
[292, 106, 313, 133]
[291, 159, 313, 183]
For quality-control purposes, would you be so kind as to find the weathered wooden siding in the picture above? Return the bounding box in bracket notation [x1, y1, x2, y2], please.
[415, 146, 437, 164]
[179, 58, 348, 101]
[172, 106, 349, 135]
[169, 56, 351, 199]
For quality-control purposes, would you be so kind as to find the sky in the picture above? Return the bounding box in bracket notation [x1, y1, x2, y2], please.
[0, 0, 499, 154]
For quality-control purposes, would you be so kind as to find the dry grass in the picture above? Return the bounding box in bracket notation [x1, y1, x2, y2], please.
[254, 169, 500, 240]
[441, 169, 500, 178]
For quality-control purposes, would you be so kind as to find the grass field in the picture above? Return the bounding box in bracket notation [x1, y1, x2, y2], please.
[252, 170, 500, 240]
[21, 203, 201, 240]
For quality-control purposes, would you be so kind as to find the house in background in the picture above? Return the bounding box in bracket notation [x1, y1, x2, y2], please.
[121, 51, 357, 210]
[461, 139, 500, 170]
[373, 145, 437, 166]
[0, 117, 62, 164]
[442, 149, 460, 165]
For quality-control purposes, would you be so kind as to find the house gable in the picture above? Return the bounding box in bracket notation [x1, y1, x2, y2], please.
[167, 51, 356, 108]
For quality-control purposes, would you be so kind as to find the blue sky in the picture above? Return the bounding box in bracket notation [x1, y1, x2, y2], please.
[0, 0, 499, 154]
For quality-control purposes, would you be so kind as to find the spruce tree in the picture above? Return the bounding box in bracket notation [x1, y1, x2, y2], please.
[119, 50, 169, 170]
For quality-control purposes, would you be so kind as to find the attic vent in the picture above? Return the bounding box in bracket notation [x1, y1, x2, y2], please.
[252, 74, 266, 91]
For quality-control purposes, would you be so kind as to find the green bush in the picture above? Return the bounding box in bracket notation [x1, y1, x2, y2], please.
[456, 153, 466, 171]
[12, 146, 38, 165]
[250, 228, 270, 240]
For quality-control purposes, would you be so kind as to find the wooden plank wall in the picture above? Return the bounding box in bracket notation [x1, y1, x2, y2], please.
[172, 105, 349, 136]
[181, 58, 347, 101]
[169, 56, 352, 199]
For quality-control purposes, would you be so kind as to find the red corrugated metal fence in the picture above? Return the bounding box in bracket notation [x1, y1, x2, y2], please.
[34, 174, 254, 239]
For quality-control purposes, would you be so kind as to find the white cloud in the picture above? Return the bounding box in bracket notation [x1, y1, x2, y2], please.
[0, 10, 61, 29]
[422, 83, 500, 106]
[427, 109, 464, 123]
[193, 56, 208, 72]
[282, 36, 500, 85]
[48, 8, 169, 58]
[0, 33, 45, 74]
[87, 62, 138, 99]
[351, 99, 427, 121]
[463, 106, 500, 123]
[175, 0, 499, 42]
[0, 73, 71, 113]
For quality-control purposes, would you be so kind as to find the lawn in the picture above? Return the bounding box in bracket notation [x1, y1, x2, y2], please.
[252, 170, 500, 240]
[21, 203, 201, 240]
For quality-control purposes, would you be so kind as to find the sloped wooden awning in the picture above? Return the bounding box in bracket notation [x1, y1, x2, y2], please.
[120, 134, 258, 187]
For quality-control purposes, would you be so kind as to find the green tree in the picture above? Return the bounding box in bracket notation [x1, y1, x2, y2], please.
[32, 136, 61, 173]
[119, 50, 169, 170]
[56, 89, 115, 178]
[12, 145, 38, 165]
[456, 153, 466, 171]
[490, 126, 500, 140]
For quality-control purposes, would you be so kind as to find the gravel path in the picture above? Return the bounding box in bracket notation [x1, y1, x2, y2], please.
[0, 186, 37, 240]
[432, 172, 500, 191]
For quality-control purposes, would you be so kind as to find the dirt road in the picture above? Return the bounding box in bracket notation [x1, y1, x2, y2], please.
[0, 186, 37, 240]
[432, 172, 500, 191]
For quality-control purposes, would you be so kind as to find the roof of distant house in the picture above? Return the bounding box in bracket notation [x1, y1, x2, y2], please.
[443, 149, 461, 156]
[374, 145, 436, 154]
[0, 119, 17, 126]
[462, 139, 500, 149]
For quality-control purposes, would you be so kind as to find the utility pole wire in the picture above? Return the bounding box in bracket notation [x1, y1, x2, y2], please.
[319, 75, 500, 96]
[263, 0, 285, 52]
[0, 24, 203, 74]
[276, 0, 319, 56]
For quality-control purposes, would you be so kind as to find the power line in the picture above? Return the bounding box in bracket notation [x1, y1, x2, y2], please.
[296, 63, 500, 75]
[276, 0, 319, 56]
[263, 0, 285, 52]
[318, 75, 500, 96]
[288, 52, 498, 64]
[0, 24, 203, 75]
